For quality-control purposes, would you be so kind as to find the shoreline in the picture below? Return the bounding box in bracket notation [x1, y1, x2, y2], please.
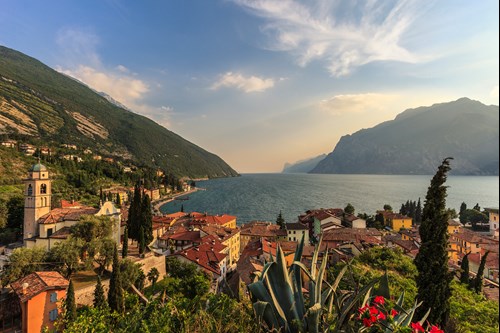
[152, 188, 200, 212]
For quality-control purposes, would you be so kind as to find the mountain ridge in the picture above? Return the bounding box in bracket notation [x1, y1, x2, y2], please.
[282, 154, 327, 173]
[310, 98, 499, 175]
[0, 45, 238, 178]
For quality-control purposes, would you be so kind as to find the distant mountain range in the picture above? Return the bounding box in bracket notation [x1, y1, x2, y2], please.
[0, 46, 238, 178]
[310, 98, 499, 175]
[282, 154, 327, 173]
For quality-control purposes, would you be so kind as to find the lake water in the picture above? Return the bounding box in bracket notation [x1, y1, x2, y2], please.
[160, 173, 499, 225]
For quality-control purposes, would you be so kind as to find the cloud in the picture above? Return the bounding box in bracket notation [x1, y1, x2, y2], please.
[211, 72, 275, 92]
[232, 0, 429, 76]
[318, 93, 398, 115]
[55, 27, 173, 127]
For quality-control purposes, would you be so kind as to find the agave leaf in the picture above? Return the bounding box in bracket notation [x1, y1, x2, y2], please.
[291, 261, 313, 280]
[259, 262, 274, 281]
[292, 234, 306, 321]
[373, 271, 391, 299]
[315, 248, 329, 305]
[337, 280, 377, 329]
[306, 303, 322, 333]
[311, 235, 323, 277]
[253, 301, 280, 331]
[399, 301, 419, 326]
[418, 307, 431, 325]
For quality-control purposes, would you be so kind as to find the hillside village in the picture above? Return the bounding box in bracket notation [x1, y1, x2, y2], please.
[0, 162, 498, 332]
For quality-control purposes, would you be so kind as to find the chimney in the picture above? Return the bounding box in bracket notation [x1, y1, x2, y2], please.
[22, 282, 29, 295]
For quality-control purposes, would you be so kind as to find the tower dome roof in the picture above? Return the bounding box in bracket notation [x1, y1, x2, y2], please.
[29, 163, 47, 172]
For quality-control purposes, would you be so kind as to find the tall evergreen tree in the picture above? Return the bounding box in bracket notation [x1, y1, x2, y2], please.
[108, 245, 124, 313]
[116, 193, 121, 206]
[122, 228, 128, 258]
[276, 210, 285, 229]
[344, 203, 355, 215]
[473, 203, 481, 211]
[141, 194, 153, 245]
[414, 157, 453, 327]
[459, 253, 470, 285]
[415, 198, 422, 224]
[472, 251, 490, 294]
[459, 202, 467, 215]
[138, 226, 145, 255]
[65, 279, 77, 322]
[128, 184, 142, 242]
[93, 275, 106, 308]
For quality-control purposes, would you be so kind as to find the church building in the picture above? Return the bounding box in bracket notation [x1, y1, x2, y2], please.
[23, 162, 122, 250]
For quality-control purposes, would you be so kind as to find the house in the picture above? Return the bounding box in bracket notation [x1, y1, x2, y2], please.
[285, 222, 310, 244]
[23, 162, 122, 250]
[342, 214, 366, 229]
[377, 211, 412, 232]
[0, 140, 16, 148]
[450, 230, 498, 255]
[19, 143, 35, 155]
[39, 147, 51, 156]
[169, 236, 228, 291]
[103, 186, 129, 203]
[299, 208, 343, 240]
[92, 155, 102, 161]
[447, 219, 462, 235]
[187, 212, 237, 229]
[240, 238, 297, 267]
[485, 207, 499, 235]
[10, 271, 69, 333]
[60, 144, 77, 150]
[322, 228, 383, 250]
[239, 221, 287, 251]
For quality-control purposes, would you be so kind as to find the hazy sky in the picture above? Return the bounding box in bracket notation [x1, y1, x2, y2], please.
[1, 0, 498, 173]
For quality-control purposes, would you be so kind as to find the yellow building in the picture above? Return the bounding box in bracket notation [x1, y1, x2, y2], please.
[200, 224, 240, 267]
[447, 219, 461, 235]
[388, 214, 412, 232]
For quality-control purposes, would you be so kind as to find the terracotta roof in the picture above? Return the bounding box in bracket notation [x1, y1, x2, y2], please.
[60, 200, 83, 208]
[165, 212, 188, 219]
[168, 230, 202, 242]
[48, 227, 72, 239]
[448, 219, 462, 227]
[190, 214, 236, 226]
[199, 224, 240, 242]
[299, 208, 344, 223]
[174, 236, 227, 275]
[286, 222, 308, 230]
[38, 206, 99, 224]
[344, 214, 364, 223]
[451, 230, 498, 245]
[240, 221, 287, 238]
[468, 252, 499, 270]
[11, 271, 68, 303]
[235, 256, 264, 285]
[322, 228, 382, 245]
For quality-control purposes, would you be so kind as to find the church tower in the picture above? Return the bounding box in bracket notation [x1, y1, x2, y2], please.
[23, 162, 51, 242]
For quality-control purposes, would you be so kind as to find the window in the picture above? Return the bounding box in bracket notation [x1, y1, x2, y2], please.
[49, 309, 58, 321]
[40, 184, 47, 194]
[27, 184, 33, 196]
[47, 228, 53, 237]
[50, 292, 57, 303]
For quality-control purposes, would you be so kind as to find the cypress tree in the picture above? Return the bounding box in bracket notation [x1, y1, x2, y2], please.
[459, 253, 470, 285]
[65, 279, 77, 322]
[128, 185, 142, 242]
[93, 275, 106, 308]
[108, 245, 124, 313]
[122, 228, 128, 258]
[472, 251, 490, 294]
[116, 193, 121, 206]
[415, 198, 422, 224]
[141, 194, 153, 245]
[414, 158, 453, 326]
[138, 226, 145, 255]
[276, 210, 285, 229]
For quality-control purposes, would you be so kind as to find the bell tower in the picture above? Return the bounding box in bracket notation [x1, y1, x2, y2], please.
[23, 162, 51, 242]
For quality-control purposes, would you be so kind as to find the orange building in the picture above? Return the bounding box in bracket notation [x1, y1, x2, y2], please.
[11, 271, 69, 333]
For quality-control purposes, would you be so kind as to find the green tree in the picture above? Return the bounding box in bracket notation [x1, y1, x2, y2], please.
[141, 194, 153, 245]
[276, 210, 285, 229]
[128, 184, 142, 242]
[472, 251, 490, 294]
[414, 157, 453, 326]
[116, 193, 121, 206]
[93, 238, 116, 274]
[459, 253, 470, 285]
[122, 228, 128, 258]
[147, 267, 160, 292]
[46, 238, 82, 278]
[459, 202, 467, 215]
[473, 203, 481, 211]
[65, 279, 77, 322]
[93, 275, 106, 308]
[0, 199, 7, 229]
[415, 198, 422, 224]
[138, 226, 145, 255]
[383, 204, 392, 211]
[6, 195, 24, 229]
[1, 247, 46, 287]
[344, 203, 355, 215]
[108, 245, 124, 313]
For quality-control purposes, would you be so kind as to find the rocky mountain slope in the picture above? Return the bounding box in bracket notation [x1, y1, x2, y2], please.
[310, 98, 499, 175]
[0, 46, 238, 178]
[282, 154, 326, 173]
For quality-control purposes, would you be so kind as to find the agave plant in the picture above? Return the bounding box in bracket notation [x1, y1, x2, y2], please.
[248, 236, 434, 333]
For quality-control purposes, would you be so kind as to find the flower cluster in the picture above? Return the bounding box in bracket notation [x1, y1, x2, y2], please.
[357, 296, 444, 333]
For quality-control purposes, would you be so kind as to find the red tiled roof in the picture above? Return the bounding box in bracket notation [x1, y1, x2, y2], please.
[60, 200, 82, 208]
[11, 271, 68, 303]
[174, 236, 227, 275]
[240, 221, 287, 237]
[322, 228, 382, 245]
[165, 212, 188, 219]
[199, 224, 240, 242]
[48, 227, 72, 239]
[38, 207, 99, 224]
[451, 230, 498, 245]
[190, 214, 236, 226]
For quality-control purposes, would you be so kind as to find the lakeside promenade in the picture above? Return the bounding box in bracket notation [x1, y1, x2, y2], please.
[151, 187, 200, 212]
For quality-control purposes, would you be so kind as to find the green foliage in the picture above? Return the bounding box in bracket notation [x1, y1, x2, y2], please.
[94, 275, 107, 309]
[414, 158, 453, 326]
[108, 245, 124, 313]
[460, 209, 488, 228]
[471, 251, 489, 294]
[383, 204, 392, 211]
[0, 246, 46, 287]
[459, 253, 470, 285]
[344, 203, 355, 215]
[147, 267, 160, 290]
[71, 215, 113, 243]
[165, 257, 211, 299]
[66, 280, 77, 322]
[141, 194, 153, 245]
[449, 281, 499, 333]
[276, 210, 285, 229]
[46, 238, 83, 278]
[122, 228, 128, 258]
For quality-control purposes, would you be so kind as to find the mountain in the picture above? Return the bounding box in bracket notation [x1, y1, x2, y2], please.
[282, 154, 327, 173]
[0, 46, 238, 178]
[310, 98, 499, 175]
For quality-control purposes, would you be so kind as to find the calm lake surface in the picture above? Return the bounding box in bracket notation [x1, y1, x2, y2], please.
[160, 174, 499, 225]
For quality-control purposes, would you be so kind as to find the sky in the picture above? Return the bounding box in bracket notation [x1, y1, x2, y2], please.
[1, 0, 498, 173]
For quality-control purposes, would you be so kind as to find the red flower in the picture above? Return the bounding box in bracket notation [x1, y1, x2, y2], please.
[411, 322, 425, 332]
[363, 318, 373, 327]
[358, 305, 369, 314]
[377, 311, 386, 320]
[429, 325, 444, 333]
[369, 306, 379, 315]
[374, 296, 385, 305]
[390, 309, 398, 317]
